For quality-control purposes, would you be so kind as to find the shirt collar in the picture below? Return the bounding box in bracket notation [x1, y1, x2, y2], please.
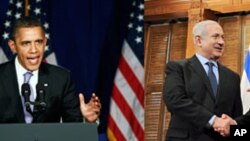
[15, 57, 39, 76]
[195, 53, 218, 68]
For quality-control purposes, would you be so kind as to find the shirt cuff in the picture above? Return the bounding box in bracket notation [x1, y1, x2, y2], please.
[208, 115, 216, 126]
[83, 117, 100, 125]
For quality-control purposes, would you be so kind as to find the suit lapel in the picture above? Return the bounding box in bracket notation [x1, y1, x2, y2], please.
[215, 63, 225, 100]
[188, 56, 216, 100]
[36, 63, 50, 117]
[38, 63, 51, 96]
[3, 61, 25, 122]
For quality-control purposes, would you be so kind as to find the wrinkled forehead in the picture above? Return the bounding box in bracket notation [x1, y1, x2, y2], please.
[193, 20, 223, 36]
[203, 23, 224, 35]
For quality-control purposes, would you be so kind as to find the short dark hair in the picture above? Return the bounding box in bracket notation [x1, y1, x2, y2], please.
[10, 16, 45, 40]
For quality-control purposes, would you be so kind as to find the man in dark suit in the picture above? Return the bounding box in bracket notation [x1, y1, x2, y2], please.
[163, 20, 243, 141]
[0, 16, 101, 123]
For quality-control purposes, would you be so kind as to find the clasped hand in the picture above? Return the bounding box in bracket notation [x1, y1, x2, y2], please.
[213, 114, 237, 137]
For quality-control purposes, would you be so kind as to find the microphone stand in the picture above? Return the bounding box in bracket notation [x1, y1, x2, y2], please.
[21, 83, 47, 119]
[21, 83, 32, 114]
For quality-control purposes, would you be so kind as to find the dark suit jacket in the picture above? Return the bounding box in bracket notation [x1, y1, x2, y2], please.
[236, 107, 250, 125]
[164, 56, 243, 141]
[0, 60, 82, 123]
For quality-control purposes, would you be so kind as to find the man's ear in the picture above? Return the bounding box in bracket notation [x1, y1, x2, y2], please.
[195, 35, 202, 47]
[8, 39, 17, 53]
[43, 37, 48, 46]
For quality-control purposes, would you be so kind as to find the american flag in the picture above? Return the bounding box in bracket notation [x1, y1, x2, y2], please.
[0, 0, 57, 65]
[107, 0, 144, 140]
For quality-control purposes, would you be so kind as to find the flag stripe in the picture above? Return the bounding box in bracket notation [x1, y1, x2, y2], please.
[109, 98, 137, 140]
[0, 48, 8, 63]
[119, 54, 144, 107]
[107, 115, 125, 141]
[241, 71, 250, 114]
[122, 40, 144, 87]
[114, 69, 144, 128]
[241, 48, 250, 114]
[45, 52, 58, 65]
[112, 84, 144, 140]
[245, 49, 250, 79]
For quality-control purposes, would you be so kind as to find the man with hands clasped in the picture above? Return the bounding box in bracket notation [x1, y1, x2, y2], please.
[164, 20, 242, 141]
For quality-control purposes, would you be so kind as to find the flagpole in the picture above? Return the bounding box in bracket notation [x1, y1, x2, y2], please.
[25, 0, 29, 16]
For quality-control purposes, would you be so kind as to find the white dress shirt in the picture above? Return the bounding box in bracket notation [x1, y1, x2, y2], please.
[15, 57, 39, 100]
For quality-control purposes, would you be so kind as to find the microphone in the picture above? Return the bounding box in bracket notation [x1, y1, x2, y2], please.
[21, 83, 31, 112]
[36, 83, 46, 109]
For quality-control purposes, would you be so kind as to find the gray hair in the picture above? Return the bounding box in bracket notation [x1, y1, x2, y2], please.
[192, 20, 219, 43]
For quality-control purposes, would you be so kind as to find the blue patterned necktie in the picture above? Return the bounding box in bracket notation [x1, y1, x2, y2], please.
[24, 72, 33, 83]
[206, 62, 217, 96]
[23, 72, 33, 123]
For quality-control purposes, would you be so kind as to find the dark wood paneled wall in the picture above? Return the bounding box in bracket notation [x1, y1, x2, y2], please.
[145, 23, 187, 141]
[145, 25, 170, 141]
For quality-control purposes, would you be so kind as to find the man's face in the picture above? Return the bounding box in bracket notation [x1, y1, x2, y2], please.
[196, 23, 225, 60]
[8, 27, 47, 71]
